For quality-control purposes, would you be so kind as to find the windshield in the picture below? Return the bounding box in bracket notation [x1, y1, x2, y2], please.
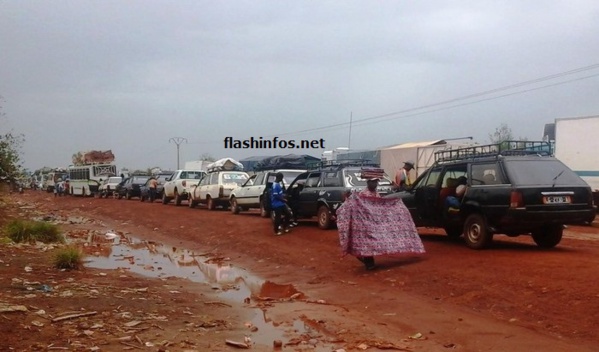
[343, 169, 392, 187]
[503, 159, 588, 186]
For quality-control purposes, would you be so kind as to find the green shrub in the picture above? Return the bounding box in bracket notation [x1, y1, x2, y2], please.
[5, 219, 64, 243]
[53, 246, 84, 270]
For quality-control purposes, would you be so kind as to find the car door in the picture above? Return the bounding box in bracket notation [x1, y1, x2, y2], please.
[163, 172, 179, 196]
[298, 172, 322, 216]
[236, 174, 259, 205]
[412, 167, 443, 225]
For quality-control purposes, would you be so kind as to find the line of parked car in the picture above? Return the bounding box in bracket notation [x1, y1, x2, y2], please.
[92, 141, 597, 250]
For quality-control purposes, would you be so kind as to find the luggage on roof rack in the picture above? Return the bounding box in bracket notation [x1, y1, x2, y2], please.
[435, 140, 553, 163]
[253, 154, 320, 171]
[206, 158, 244, 172]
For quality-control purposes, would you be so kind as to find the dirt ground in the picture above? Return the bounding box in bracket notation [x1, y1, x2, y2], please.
[1, 190, 599, 352]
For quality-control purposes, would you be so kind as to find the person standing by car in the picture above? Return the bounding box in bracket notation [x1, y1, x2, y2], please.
[337, 168, 425, 270]
[394, 161, 414, 191]
[148, 176, 158, 202]
[271, 172, 291, 236]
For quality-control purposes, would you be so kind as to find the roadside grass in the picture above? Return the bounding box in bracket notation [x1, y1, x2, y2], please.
[4, 219, 64, 243]
[53, 246, 84, 270]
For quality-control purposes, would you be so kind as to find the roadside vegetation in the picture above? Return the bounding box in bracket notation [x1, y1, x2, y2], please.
[53, 246, 84, 269]
[4, 219, 63, 243]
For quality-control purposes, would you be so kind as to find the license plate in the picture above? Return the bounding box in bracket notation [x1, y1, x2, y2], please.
[543, 195, 571, 204]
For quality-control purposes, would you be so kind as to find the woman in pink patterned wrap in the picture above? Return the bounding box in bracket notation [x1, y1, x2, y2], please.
[337, 176, 425, 270]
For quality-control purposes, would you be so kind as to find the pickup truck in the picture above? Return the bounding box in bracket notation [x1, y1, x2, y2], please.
[162, 170, 205, 206]
[229, 169, 305, 216]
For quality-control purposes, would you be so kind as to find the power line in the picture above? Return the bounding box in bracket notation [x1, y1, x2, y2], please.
[187, 63, 599, 144]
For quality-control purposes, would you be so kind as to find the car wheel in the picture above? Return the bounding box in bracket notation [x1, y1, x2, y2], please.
[207, 196, 215, 210]
[140, 195, 145, 202]
[126, 191, 131, 200]
[443, 225, 463, 239]
[532, 224, 563, 248]
[117, 193, 123, 199]
[260, 198, 270, 218]
[174, 189, 182, 206]
[162, 192, 169, 205]
[463, 213, 493, 249]
[317, 205, 332, 230]
[230, 198, 240, 214]
[188, 198, 197, 208]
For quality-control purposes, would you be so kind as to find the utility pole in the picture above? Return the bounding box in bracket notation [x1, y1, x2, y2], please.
[169, 137, 188, 170]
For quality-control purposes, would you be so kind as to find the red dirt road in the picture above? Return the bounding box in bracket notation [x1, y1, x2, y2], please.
[5, 191, 599, 351]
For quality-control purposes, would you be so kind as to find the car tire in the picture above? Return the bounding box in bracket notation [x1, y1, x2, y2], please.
[207, 196, 215, 210]
[532, 224, 563, 248]
[317, 205, 332, 230]
[117, 193, 123, 199]
[188, 198, 197, 208]
[174, 189, 182, 206]
[162, 193, 169, 205]
[463, 213, 493, 249]
[126, 191, 131, 200]
[230, 198, 240, 214]
[140, 195, 145, 202]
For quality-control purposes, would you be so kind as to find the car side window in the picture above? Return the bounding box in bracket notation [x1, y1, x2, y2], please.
[254, 173, 265, 185]
[323, 171, 341, 187]
[304, 173, 321, 188]
[471, 163, 504, 185]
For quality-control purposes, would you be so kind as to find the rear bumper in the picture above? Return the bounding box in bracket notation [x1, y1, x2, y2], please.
[500, 207, 596, 227]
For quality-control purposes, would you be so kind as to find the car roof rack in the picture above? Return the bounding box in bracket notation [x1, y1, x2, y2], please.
[435, 140, 553, 163]
[307, 159, 379, 170]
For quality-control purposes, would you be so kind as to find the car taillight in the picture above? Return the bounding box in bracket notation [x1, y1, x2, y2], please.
[510, 191, 523, 208]
[182, 180, 186, 187]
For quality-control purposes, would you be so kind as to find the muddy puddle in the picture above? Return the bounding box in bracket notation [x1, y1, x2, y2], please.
[82, 232, 337, 351]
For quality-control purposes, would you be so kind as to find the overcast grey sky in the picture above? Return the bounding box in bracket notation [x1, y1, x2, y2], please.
[1, 1, 598, 171]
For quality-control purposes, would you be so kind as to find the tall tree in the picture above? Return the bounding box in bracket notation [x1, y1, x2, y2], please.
[0, 97, 24, 183]
[488, 123, 514, 144]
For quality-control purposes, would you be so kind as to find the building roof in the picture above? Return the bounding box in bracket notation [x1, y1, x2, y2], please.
[381, 139, 447, 150]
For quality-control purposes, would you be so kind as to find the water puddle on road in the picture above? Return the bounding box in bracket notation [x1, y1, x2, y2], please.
[83, 232, 336, 350]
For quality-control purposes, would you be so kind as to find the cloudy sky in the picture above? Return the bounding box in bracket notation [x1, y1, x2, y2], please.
[1, 1, 598, 172]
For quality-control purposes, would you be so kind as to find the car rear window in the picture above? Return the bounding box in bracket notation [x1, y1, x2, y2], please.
[503, 160, 589, 186]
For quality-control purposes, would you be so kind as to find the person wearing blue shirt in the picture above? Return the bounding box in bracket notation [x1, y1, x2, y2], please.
[271, 172, 291, 236]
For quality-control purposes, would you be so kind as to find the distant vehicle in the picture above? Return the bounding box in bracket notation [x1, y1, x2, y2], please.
[68, 164, 117, 196]
[116, 175, 151, 200]
[229, 169, 305, 216]
[43, 169, 68, 193]
[162, 170, 206, 206]
[285, 161, 394, 229]
[188, 170, 249, 210]
[140, 173, 173, 202]
[386, 141, 596, 249]
[98, 176, 124, 198]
